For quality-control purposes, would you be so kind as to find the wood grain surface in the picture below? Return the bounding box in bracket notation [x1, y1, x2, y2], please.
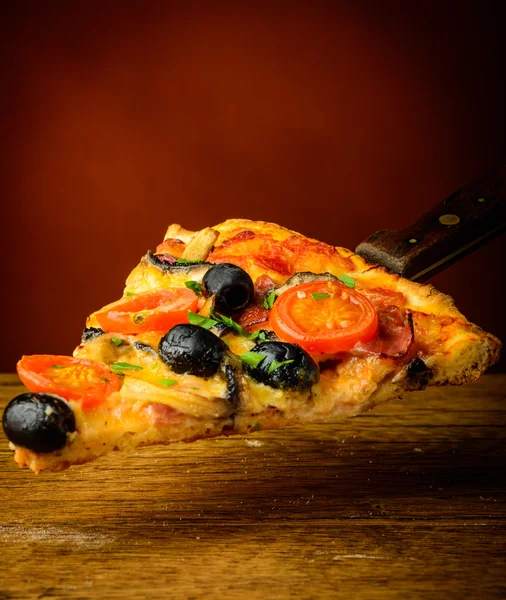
[1, 374, 505, 600]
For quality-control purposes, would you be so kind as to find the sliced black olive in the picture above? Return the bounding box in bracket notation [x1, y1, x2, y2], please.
[245, 341, 319, 391]
[158, 324, 225, 378]
[210, 322, 232, 338]
[2, 393, 76, 453]
[406, 357, 431, 385]
[81, 327, 104, 343]
[202, 263, 254, 314]
[146, 251, 211, 276]
[224, 364, 240, 409]
[133, 341, 158, 358]
[407, 357, 428, 376]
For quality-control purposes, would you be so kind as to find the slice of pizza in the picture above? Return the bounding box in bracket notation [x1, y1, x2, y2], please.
[2, 219, 501, 472]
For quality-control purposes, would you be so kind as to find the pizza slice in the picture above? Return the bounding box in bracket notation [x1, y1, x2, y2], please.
[2, 219, 501, 472]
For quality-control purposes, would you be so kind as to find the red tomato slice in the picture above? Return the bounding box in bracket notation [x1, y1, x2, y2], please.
[95, 288, 198, 334]
[17, 355, 122, 411]
[270, 281, 379, 354]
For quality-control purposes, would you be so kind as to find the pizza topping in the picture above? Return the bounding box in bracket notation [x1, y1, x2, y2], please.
[184, 280, 202, 295]
[158, 324, 226, 378]
[224, 364, 240, 408]
[338, 274, 356, 289]
[274, 271, 339, 297]
[16, 355, 122, 411]
[81, 327, 105, 343]
[270, 281, 379, 354]
[351, 306, 413, 358]
[202, 263, 255, 314]
[155, 237, 186, 258]
[133, 341, 158, 358]
[95, 288, 199, 334]
[110, 362, 143, 375]
[147, 250, 211, 276]
[237, 305, 270, 330]
[254, 274, 276, 300]
[262, 291, 277, 310]
[243, 341, 319, 390]
[239, 351, 267, 368]
[2, 392, 76, 453]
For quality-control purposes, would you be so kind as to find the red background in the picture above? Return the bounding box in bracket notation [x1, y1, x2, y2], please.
[2, 1, 505, 371]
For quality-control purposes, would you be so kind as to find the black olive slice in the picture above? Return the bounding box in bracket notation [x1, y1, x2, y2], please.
[133, 341, 158, 358]
[244, 341, 319, 391]
[81, 327, 104, 343]
[2, 393, 76, 453]
[202, 263, 254, 314]
[158, 324, 226, 378]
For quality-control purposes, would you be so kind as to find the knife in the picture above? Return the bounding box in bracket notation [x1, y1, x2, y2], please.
[355, 165, 506, 282]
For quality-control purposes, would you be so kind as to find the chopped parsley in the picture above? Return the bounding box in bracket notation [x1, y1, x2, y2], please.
[210, 308, 267, 341]
[110, 362, 143, 375]
[176, 257, 202, 265]
[189, 308, 270, 343]
[251, 423, 261, 431]
[267, 359, 294, 375]
[262, 291, 276, 310]
[125, 291, 136, 296]
[111, 337, 124, 346]
[209, 308, 245, 335]
[101, 377, 110, 383]
[311, 292, 330, 301]
[239, 351, 267, 368]
[339, 274, 356, 289]
[50, 364, 66, 369]
[185, 280, 202, 295]
[188, 310, 218, 329]
[249, 329, 267, 342]
[159, 378, 177, 387]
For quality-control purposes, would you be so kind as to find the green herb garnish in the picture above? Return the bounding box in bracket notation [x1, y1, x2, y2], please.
[125, 291, 136, 296]
[185, 280, 202, 295]
[249, 329, 267, 342]
[209, 308, 246, 335]
[267, 359, 294, 374]
[210, 308, 266, 341]
[110, 362, 143, 375]
[262, 291, 276, 310]
[176, 257, 202, 265]
[239, 351, 267, 368]
[101, 377, 110, 383]
[111, 337, 124, 346]
[50, 365, 66, 369]
[311, 292, 330, 301]
[251, 423, 261, 431]
[159, 378, 177, 387]
[188, 310, 218, 329]
[339, 274, 356, 289]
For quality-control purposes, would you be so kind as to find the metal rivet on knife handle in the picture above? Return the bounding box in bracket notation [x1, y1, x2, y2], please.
[439, 214, 461, 226]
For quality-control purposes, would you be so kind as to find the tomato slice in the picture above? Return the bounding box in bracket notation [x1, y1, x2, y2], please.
[17, 355, 122, 411]
[270, 281, 379, 354]
[95, 288, 198, 334]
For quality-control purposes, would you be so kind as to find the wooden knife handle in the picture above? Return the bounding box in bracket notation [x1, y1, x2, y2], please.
[355, 165, 506, 281]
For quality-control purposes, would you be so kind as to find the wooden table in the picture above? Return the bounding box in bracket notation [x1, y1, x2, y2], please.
[1, 374, 505, 599]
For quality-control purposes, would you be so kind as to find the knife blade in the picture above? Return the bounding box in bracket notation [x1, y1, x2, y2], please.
[355, 164, 506, 282]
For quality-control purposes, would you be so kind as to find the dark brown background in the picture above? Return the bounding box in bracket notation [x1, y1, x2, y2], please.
[2, 1, 505, 371]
